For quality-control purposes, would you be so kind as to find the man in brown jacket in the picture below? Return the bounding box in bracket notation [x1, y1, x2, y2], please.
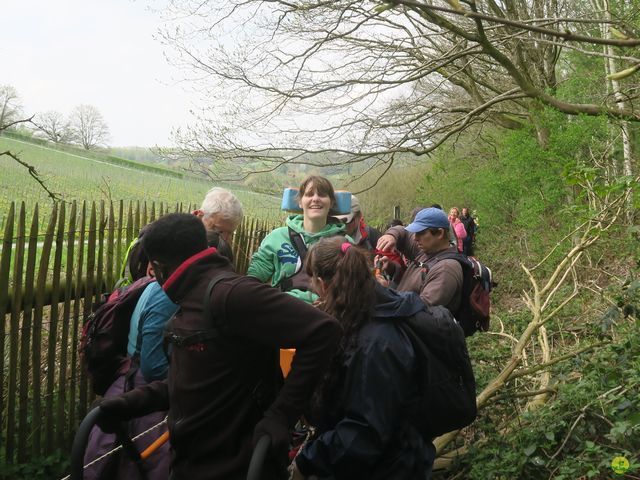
[97, 213, 340, 480]
[376, 207, 463, 314]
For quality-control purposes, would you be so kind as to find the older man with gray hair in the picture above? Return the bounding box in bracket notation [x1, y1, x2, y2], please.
[193, 187, 244, 243]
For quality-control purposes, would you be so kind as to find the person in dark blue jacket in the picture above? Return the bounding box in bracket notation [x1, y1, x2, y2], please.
[289, 236, 436, 480]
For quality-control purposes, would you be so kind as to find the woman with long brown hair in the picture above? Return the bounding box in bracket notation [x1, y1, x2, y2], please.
[289, 236, 436, 479]
[247, 175, 346, 304]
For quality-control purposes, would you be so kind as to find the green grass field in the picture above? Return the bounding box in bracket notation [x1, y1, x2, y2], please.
[0, 135, 283, 228]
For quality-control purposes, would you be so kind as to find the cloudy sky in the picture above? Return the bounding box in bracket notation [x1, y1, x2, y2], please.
[2, 0, 193, 147]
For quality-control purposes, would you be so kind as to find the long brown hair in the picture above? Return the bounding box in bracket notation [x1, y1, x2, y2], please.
[306, 236, 375, 331]
[306, 236, 376, 408]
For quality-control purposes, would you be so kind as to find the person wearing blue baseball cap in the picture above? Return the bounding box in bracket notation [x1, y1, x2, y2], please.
[376, 207, 463, 314]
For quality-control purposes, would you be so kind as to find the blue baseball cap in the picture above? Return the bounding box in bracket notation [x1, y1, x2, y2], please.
[405, 207, 450, 233]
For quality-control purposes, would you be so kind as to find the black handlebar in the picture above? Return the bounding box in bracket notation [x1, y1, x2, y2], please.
[69, 407, 144, 480]
[247, 435, 271, 480]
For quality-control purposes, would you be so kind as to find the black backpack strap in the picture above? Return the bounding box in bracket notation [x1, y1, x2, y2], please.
[426, 250, 468, 267]
[202, 270, 238, 327]
[288, 226, 308, 263]
[164, 271, 237, 349]
[279, 228, 310, 292]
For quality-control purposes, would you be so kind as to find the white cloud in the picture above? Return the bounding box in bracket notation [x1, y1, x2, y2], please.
[0, 0, 194, 146]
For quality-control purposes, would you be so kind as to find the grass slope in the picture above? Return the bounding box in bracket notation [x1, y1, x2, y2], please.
[0, 135, 282, 226]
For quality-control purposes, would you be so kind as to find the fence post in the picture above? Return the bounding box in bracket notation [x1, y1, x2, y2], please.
[96, 201, 106, 301]
[69, 201, 87, 436]
[79, 203, 98, 420]
[115, 200, 124, 282]
[106, 202, 115, 290]
[17, 205, 39, 462]
[57, 202, 74, 448]
[6, 202, 26, 462]
[0, 203, 15, 460]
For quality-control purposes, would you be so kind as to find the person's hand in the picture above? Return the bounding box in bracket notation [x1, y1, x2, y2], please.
[376, 234, 396, 251]
[374, 255, 390, 272]
[253, 411, 290, 475]
[96, 396, 132, 434]
[373, 255, 390, 287]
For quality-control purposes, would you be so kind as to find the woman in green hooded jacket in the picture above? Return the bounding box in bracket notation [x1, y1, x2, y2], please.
[247, 175, 347, 304]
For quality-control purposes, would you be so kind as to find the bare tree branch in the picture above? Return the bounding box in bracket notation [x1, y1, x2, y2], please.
[0, 150, 60, 201]
[158, 0, 640, 185]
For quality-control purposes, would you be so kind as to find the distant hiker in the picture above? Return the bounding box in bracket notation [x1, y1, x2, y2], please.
[334, 194, 381, 251]
[288, 236, 438, 479]
[247, 175, 347, 304]
[376, 207, 463, 314]
[95, 213, 340, 480]
[448, 207, 467, 253]
[460, 207, 476, 256]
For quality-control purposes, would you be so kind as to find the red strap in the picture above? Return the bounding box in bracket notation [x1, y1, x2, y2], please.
[373, 249, 403, 265]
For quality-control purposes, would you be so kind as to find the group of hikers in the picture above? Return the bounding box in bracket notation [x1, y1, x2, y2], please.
[82, 176, 483, 480]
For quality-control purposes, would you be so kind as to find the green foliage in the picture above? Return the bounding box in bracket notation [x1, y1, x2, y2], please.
[0, 450, 69, 480]
[461, 319, 640, 479]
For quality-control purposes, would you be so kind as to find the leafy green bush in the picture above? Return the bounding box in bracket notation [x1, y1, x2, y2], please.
[0, 450, 69, 480]
[456, 279, 640, 479]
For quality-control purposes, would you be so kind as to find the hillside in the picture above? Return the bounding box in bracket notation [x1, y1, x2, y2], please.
[0, 134, 283, 226]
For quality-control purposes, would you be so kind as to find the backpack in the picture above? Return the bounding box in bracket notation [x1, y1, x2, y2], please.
[80, 276, 155, 395]
[426, 252, 495, 337]
[399, 305, 477, 438]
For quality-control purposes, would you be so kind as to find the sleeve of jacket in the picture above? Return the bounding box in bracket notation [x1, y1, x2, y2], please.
[295, 326, 414, 478]
[117, 380, 170, 417]
[246, 231, 277, 283]
[386, 225, 420, 262]
[138, 292, 178, 382]
[220, 278, 341, 427]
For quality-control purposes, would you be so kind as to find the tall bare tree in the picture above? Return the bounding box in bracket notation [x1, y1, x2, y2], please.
[69, 104, 110, 150]
[0, 85, 24, 130]
[159, 0, 640, 186]
[34, 110, 73, 144]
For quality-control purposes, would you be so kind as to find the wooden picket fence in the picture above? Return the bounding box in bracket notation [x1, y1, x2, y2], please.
[0, 200, 275, 466]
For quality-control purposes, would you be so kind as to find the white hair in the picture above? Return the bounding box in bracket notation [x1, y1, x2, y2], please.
[200, 187, 243, 223]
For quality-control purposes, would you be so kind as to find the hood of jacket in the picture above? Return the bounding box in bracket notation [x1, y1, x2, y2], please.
[372, 283, 425, 319]
[162, 247, 234, 303]
[285, 214, 346, 243]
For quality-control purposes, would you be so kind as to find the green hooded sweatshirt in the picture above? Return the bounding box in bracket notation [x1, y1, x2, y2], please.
[247, 215, 347, 303]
